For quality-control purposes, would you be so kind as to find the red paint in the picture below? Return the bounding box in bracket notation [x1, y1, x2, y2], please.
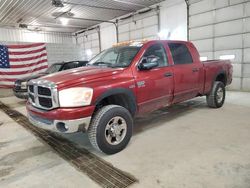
[26, 40, 232, 121]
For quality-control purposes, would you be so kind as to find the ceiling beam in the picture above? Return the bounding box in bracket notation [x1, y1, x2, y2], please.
[62, 1, 133, 12]
[61, 16, 116, 24]
[111, 0, 151, 9]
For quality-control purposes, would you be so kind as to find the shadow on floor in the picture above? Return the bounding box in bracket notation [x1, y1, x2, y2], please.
[133, 98, 207, 135]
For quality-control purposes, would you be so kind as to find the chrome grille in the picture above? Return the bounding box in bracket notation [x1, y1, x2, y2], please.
[28, 79, 59, 110]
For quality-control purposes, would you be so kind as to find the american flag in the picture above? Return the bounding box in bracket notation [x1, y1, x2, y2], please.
[0, 43, 48, 88]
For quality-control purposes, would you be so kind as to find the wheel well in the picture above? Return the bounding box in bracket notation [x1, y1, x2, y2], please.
[215, 73, 226, 85]
[95, 93, 136, 116]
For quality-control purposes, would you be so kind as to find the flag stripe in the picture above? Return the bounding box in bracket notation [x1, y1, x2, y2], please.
[9, 47, 46, 55]
[1, 62, 48, 72]
[0, 69, 46, 79]
[7, 43, 45, 49]
[0, 85, 13, 88]
[9, 53, 47, 62]
[0, 65, 48, 75]
[0, 78, 18, 82]
[8, 44, 46, 52]
[9, 51, 47, 59]
[10, 59, 48, 68]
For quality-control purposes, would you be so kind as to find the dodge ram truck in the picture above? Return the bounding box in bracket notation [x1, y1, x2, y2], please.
[26, 40, 233, 154]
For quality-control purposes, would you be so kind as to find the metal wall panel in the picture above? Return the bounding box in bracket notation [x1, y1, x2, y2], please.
[231, 63, 242, 77]
[192, 39, 213, 52]
[190, 12, 214, 28]
[214, 35, 243, 51]
[243, 48, 250, 62]
[215, 4, 244, 22]
[242, 78, 250, 90]
[243, 64, 250, 77]
[215, 0, 228, 8]
[190, 25, 213, 40]
[245, 18, 250, 32]
[244, 34, 250, 47]
[190, 0, 214, 15]
[214, 20, 243, 37]
[0, 28, 74, 44]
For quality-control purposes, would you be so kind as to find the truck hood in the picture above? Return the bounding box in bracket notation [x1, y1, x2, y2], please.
[18, 72, 48, 82]
[41, 66, 124, 88]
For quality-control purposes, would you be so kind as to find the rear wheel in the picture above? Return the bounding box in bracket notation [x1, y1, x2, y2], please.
[88, 105, 133, 155]
[206, 81, 226, 108]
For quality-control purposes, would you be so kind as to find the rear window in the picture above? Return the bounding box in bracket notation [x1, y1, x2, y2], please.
[62, 62, 81, 70]
[168, 43, 193, 65]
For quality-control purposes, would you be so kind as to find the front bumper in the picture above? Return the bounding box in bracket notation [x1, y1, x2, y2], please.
[26, 102, 95, 133]
[13, 90, 28, 99]
[28, 112, 91, 133]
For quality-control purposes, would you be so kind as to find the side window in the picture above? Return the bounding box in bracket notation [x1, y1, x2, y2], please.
[143, 44, 168, 67]
[168, 43, 193, 65]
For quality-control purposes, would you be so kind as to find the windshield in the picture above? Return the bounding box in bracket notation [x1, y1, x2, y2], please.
[45, 64, 62, 74]
[88, 46, 141, 68]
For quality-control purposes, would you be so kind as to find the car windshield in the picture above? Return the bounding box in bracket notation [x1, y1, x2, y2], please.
[45, 64, 62, 74]
[88, 46, 141, 68]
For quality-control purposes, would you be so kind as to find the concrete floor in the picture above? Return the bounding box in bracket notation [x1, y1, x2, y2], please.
[0, 90, 250, 188]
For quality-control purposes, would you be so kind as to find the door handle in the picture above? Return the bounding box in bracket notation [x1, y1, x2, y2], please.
[192, 68, 199, 72]
[164, 72, 173, 77]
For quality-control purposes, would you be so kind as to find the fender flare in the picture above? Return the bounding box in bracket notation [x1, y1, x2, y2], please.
[94, 88, 137, 115]
[213, 70, 227, 85]
[209, 70, 227, 94]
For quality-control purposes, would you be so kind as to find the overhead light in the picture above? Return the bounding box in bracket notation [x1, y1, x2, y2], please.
[60, 18, 68, 26]
[200, 56, 208, 61]
[86, 49, 92, 57]
[19, 23, 28, 28]
[219, 55, 235, 60]
[52, 0, 64, 7]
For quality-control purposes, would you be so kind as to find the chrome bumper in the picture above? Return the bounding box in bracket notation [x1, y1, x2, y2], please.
[28, 112, 91, 133]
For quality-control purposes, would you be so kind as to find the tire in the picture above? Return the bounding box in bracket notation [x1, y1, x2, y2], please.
[88, 105, 133, 155]
[206, 81, 226, 108]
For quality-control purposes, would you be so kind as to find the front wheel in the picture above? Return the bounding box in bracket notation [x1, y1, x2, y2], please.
[88, 105, 133, 155]
[206, 81, 226, 108]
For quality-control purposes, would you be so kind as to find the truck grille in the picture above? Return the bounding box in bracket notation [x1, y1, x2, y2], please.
[28, 80, 58, 110]
[38, 86, 51, 96]
[39, 97, 53, 108]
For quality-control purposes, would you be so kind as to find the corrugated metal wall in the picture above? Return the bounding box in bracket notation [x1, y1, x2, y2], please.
[189, 0, 250, 91]
[0, 28, 75, 44]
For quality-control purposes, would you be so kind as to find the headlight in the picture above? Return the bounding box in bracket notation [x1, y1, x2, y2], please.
[59, 87, 93, 107]
[20, 82, 27, 89]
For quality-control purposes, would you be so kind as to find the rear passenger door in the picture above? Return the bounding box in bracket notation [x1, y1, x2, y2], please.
[168, 42, 201, 103]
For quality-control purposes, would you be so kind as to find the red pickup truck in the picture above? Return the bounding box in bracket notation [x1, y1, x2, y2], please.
[27, 40, 233, 154]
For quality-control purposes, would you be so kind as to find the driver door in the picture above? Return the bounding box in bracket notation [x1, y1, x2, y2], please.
[134, 43, 174, 114]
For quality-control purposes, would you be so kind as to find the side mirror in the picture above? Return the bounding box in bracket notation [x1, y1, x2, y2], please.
[138, 55, 159, 70]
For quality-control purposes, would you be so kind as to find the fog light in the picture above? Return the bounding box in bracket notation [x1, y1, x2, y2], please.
[56, 122, 69, 132]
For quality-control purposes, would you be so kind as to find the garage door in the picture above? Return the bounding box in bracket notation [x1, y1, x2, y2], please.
[189, 0, 250, 91]
[118, 10, 159, 42]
